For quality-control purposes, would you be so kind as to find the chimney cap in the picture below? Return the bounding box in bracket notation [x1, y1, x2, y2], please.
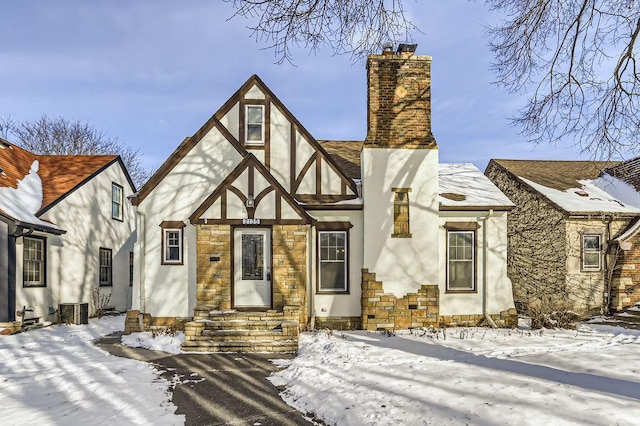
[397, 43, 417, 54]
[382, 42, 394, 54]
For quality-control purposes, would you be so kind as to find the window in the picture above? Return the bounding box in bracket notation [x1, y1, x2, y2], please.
[582, 234, 601, 271]
[99, 248, 112, 286]
[245, 105, 264, 145]
[129, 252, 134, 286]
[163, 229, 183, 264]
[23, 237, 45, 287]
[112, 183, 123, 220]
[392, 188, 411, 238]
[318, 231, 348, 292]
[160, 221, 185, 265]
[447, 230, 475, 291]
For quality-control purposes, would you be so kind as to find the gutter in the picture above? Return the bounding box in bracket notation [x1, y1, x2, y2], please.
[482, 209, 497, 328]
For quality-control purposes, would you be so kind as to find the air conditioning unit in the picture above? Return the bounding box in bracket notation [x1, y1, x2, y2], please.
[59, 303, 89, 325]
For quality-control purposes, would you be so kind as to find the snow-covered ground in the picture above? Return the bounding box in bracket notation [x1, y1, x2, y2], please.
[0, 316, 184, 425]
[3, 318, 640, 425]
[270, 324, 640, 426]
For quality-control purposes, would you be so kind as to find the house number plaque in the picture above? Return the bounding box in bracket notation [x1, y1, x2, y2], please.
[242, 218, 261, 225]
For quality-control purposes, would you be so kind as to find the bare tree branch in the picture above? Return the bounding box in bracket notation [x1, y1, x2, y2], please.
[1, 115, 149, 189]
[227, 0, 420, 63]
[488, 0, 640, 160]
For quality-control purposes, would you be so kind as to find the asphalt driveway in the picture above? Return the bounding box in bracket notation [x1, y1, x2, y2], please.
[95, 334, 313, 426]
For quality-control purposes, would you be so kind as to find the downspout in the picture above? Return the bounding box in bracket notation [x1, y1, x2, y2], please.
[307, 223, 315, 331]
[482, 210, 497, 328]
[135, 208, 147, 316]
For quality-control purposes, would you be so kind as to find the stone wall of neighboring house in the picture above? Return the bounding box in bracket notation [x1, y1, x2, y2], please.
[195, 224, 308, 325]
[612, 232, 640, 310]
[565, 218, 631, 315]
[485, 165, 568, 311]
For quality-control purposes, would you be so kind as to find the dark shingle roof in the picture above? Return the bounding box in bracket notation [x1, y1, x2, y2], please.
[605, 157, 640, 191]
[317, 140, 363, 180]
[490, 159, 619, 191]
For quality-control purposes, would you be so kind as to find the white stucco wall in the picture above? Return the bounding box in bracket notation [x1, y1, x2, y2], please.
[361, 147, 440, 297]
[311, 210, 364, 318]
[437, 211, 515, 316]
[14, 161, 136, 322]
[133, 127, 244, 317]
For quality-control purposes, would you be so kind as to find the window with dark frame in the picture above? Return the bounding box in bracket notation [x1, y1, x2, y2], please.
[582, 234, 601, 271]
[23, 237, 45, 287]
[112, 183, 123, 220]
[99, 248, 112, 286]
[392, 188, 411, 238]
[447, 230, 475, 291]
[245, 105, 264, 145]
[318, 231, 347, 292]
[164, 229, 182, 263]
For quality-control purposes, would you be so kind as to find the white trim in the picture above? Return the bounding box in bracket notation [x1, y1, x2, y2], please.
[163, 228, 183, 264]
[318, 230, 347, 292]
[446, 230, 475, 291]
[582, 234, 602, 271]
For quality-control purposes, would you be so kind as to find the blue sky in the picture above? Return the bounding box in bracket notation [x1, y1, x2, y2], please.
[0, 1, 591, 173]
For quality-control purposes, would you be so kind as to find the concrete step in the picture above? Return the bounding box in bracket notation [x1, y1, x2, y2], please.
[181, 339, 298, 353]
[200, 319, 284, 331]
[615, 312, 640, 323]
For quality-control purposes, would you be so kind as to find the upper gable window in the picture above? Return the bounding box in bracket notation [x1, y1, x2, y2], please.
[245, 105, 264, 145]
[112, 183, 123, 220]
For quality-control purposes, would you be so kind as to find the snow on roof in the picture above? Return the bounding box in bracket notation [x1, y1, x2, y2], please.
[521, 173, 640, 214]
[0, 160, 64, 231]
[439, 163, 514, 208]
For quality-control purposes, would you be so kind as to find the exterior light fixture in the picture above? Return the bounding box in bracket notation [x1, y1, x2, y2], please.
[246, 194, 255, 208]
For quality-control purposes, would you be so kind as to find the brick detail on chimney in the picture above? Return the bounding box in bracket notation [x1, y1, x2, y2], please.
[365, 54, 437, 149]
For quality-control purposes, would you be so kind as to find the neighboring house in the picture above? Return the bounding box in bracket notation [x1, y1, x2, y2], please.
[486, 159, 640, 316]
[129, 46, 516, 351]
[0, 138, 136, 324]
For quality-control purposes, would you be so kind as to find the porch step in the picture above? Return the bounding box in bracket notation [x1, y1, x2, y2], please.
[184, 306, 301, 353]
[182, 339, 298, 353]
[614, 304, 640, 323]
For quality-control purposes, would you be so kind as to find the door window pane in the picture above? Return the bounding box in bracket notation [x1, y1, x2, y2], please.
[242, 234, 264, 280]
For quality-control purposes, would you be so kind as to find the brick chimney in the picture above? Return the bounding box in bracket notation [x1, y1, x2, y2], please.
[365, 44, 437, 148]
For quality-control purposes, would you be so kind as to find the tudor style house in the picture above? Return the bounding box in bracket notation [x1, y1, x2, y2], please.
[0, 139, 136, 326]
[129, 46, 516, 352]
[486, 159, 640, 316]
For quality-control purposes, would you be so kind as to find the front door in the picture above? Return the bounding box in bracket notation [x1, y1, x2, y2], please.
[233, 228, 271, 308]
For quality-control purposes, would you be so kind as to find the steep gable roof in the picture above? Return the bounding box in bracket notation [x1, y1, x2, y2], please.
[190, 154, 314, 225]
[488, 159, 640, 215]
[489, 159, 618, 191]
[0, 137, 131, 217]
[131, 75, 359, 206]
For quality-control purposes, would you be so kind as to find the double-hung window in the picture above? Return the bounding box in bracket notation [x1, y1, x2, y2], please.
[112, 183, 123, 220]
[318, 231, 348, 292]
[99, 248, 112, 286]
[163, 229, 183, 264]
[245, 105, 264, 145]
[23, 237, 45, 287]
[447, 230, 475, 291]
[582, 234, 601, 271]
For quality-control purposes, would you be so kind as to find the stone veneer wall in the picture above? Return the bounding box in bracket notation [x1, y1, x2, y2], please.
[194, 224, 308, 325]
[485, 163, 568, 311]
[272, 225, 308, 326]
[613, 232, 640, 310]
[361, 269, 517, 329]
[361, 269, 439, 330]
[196, 224, 232, 310]
[314, 316, 362, 330]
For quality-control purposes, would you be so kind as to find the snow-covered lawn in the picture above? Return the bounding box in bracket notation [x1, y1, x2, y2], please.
[0, 316, 184, 425]
[270, 324, 640, 425]
[3, 318, 640, 426]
